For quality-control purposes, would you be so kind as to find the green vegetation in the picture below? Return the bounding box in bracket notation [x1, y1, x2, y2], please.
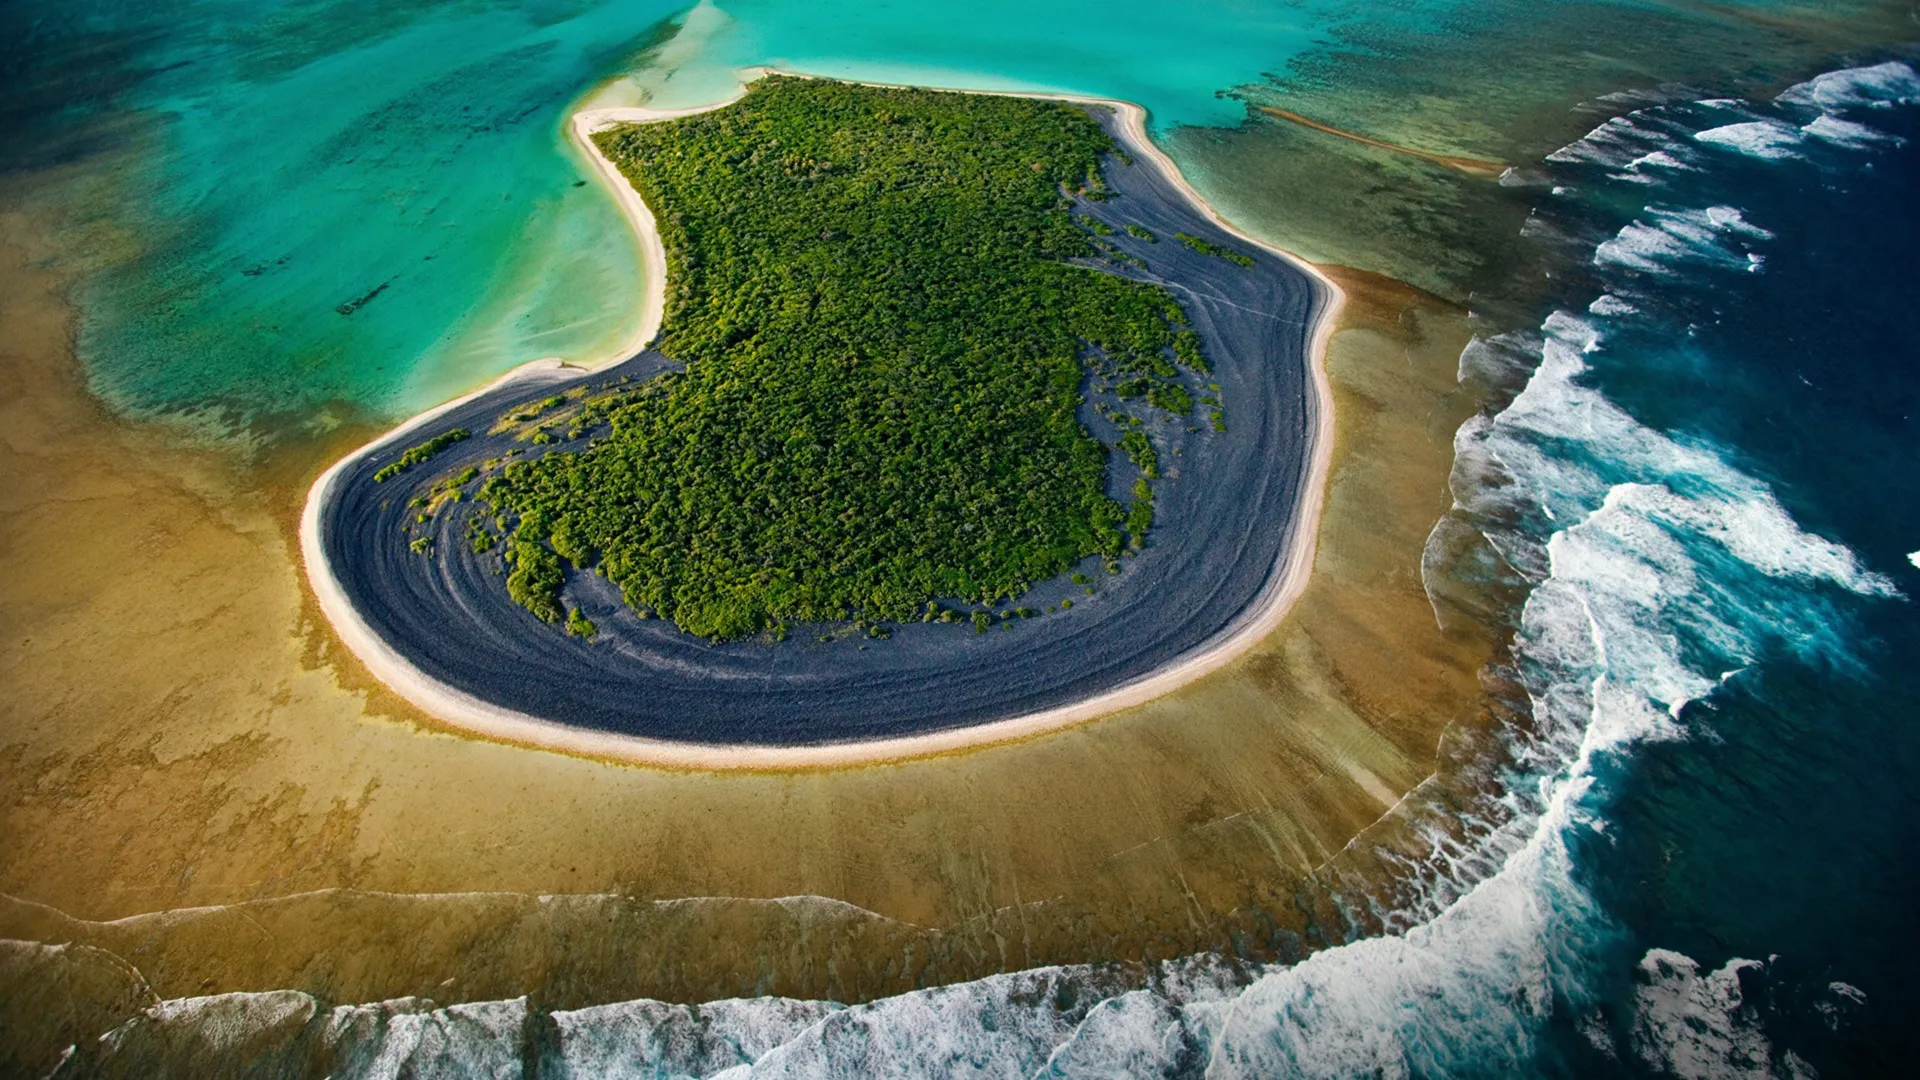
[1077, 213, 1114, 236]
[1125, 476, 1154, 546]
[504, 539, 566, 624]
[566, 608, 597, 639]
[510, 395, 566, 422]
[1091, 237, 1146, 271]
[1173, 232, 1255, 267]
[1118, 430, 1158, 478]
[1147, 382, 1192, 415]
[480, 77, 1215, 640]
[374, 429, 470, 483]
[467, 515, 496, 554]
[1125, 223, 1156, 242]
[1171, 329, 1209, 374]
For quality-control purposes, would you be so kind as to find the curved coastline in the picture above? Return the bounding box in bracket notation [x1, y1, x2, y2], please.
[301, 71, 1346, 770]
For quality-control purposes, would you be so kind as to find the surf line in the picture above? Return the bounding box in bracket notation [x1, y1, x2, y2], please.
[1257, 105, 1507, 177]
[301, 69, 1346, 771]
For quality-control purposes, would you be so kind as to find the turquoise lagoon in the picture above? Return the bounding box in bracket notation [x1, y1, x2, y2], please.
[41, 0, 1897, 430]
[53, 0, 1364, 434]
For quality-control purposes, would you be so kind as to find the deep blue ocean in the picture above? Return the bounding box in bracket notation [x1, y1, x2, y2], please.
[3, 0, 1918, 1072]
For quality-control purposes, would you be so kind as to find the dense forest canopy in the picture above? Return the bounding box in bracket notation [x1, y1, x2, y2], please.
[481, 77, 1215, 640]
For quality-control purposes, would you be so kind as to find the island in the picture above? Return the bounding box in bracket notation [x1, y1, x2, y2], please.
[301, 74, 1340, 767]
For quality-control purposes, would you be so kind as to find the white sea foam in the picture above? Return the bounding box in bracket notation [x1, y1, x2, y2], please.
[1777, 60, 1920, 112]
[1802, 113, 1904, 149]
[1695, 120, 1807, 160]
[1630, 951, 1785, 1080]
[1595, 206, 1771, 276]
[1454, 331, 1540, 389]
[72, 991, 531, 1078]
[1546, 115, 1647, 167]
[332, 997, 529, 1079]
[103, 990, 318, 1057]
[1909, 550, 1920, 569]
[1034, 990, 1195, 1077]
[1588, 294, 1638, 317]
[1629, 149, 1699, 172]
[1548, 111, 1697, 171]
[547, 996, 842, 1078]
[1610, 148, 1702, 185]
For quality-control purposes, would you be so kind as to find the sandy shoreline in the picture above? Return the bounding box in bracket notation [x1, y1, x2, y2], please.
[300, 70, 1345, 770]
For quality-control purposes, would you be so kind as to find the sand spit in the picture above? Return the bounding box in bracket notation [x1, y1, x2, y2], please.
[301, 72, 1345, 770]
[1254, 105, 1509, 177]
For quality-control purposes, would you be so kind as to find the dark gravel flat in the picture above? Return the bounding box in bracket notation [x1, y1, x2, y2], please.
[318, 107, 1327, 747]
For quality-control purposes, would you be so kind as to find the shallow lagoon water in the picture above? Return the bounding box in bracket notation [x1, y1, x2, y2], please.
[4, 1, 1920, 1075]
[35, 0, 1357, 432]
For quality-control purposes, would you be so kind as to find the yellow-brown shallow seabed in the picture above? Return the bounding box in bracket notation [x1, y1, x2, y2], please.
[0, 146, 1492, 1008]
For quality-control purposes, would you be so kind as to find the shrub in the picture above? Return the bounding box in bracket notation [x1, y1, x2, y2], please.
[1173, 232, 1255, 267]
[480, 78, 1218, 640]
[374, 429, 470, 483]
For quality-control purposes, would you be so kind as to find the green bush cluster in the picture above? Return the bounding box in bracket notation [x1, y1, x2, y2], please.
[374, 429, 470, 483]
[1118, 430, 1158, 478]
[1125, 476, 1154, 546]
[1173, 232, 1255, 267]
[504, 539, 565, 624]
[481, 77, 1215, 640]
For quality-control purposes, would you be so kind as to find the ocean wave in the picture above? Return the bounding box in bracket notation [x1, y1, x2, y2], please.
[1801, 113, 1904, 149]
[1594, 206, 1772, 276]
[1693, 120, 1807, 161]
[1628, 950, 1875, 1080]
[1630, 952, 1802, 1080]
[64, 992, 533, 1079]
[1776, 60, 1920, 113]
[548, 996, 843, 1078]
[1546, 61, 1918, 189]
[1546, 111, 1698, 170]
